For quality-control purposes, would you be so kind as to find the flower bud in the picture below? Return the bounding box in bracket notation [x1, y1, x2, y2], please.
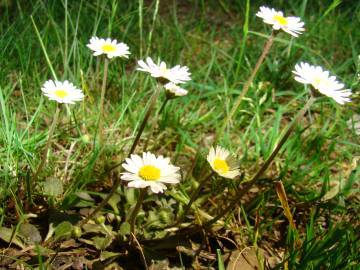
[95, 215, 106, 224]
[72, 226, 82, 238]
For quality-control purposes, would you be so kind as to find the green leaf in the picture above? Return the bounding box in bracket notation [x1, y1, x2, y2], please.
[119, 222, 131, 236]
[0, 227, 25, 248]
[107, 193, 121, 214]
[217, 249, 225, 270]
[100, 251, 122, 261]
[83, 223, 113, 236]
[75, 191, 95, 201]
[54, 221, 73, 240]
[92, 235, 113, 250]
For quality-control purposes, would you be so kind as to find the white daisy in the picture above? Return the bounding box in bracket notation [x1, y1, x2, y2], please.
[121, 152, 181, 194]
[207, 146, 240, 179]
[256, 6, 305, 37]
[164, 82, 188, 97]
[137, 57, 191, 84]
[41, 80, 84, 104]
[293, 62, 352, 105]
[87, 37, 130, 59]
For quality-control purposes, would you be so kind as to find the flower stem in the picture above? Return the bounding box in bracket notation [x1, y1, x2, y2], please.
[217, 31, 275, 141]
[204, 96, 315, 228]
[33, 104, 61, 182]
[144, 96, 169, 151]
[129, 84, 162, 154]
[158, 96, 169, 115]
[175, 171, 214, 225]
[79, 84, 161, 226]
[129, 188, 146, 243]
[98, 57, 109, 145]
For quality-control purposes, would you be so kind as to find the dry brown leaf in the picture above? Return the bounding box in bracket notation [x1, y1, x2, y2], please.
[226, 247, 264, 270]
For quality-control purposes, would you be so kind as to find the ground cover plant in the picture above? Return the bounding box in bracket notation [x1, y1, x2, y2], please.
[0, 0, 359, 269]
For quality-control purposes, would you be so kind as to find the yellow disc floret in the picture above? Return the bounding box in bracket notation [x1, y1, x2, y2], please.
[273, 15, 288, 26]
[101, 44, 116, 53]
[213, 159, 229, 174]
[139, 165, 161, 181]
[313, 77, 331, 90]
[54, 89, 68, 98]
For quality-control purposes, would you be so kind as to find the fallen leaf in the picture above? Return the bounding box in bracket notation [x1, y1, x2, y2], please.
[226, 247, 264, 270]
[0, 227, 25, 248]
[19, 223, 42, 244]
[43, 178, 64, 197]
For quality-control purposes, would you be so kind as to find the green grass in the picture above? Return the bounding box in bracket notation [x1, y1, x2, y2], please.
[0, 0, 359, 269]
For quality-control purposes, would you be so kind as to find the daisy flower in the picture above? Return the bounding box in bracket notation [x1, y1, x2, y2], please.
[293, 62, 352, 105]
[87, 37, 130, 59]
[256, 6, 305, 37]
[137, 57, 191, 84]
[164, 82, 188, 97]
[41, 80, 84, 104]
[121, 152, 181, 194]
[207, 146, 240, 179]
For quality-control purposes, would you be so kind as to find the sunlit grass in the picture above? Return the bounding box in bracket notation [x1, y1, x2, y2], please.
[0, 0, 359, 269]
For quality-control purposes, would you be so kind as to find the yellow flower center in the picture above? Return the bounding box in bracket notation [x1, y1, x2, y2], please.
[101, 44, 116, 53]
[313, 77, 330, 89]
[138, 165, 161, 181]
[54, 89, 68, 98]
[313, 77, 322, 88]
[213, 159, 229, 174]
[273, 15, 288, 26]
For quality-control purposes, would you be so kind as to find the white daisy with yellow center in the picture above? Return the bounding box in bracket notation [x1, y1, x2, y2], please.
[293, 62, 352, 105]
[137, 57, 191, 84]
[41, 80, 84, 104]
[121, 152, 181, 194]
[207, 146, 240, 179]
[256, 6, 305, 37]
[87, 37, 130, 59]
[164, 82, 188, 97]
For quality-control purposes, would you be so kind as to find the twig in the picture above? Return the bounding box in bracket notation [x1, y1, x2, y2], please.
[63, 141, 77, 182]
[131, 232, 149, 270]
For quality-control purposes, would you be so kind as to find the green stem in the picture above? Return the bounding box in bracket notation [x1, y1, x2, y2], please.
[98, 58, 109, 145]
[175, 171, 214, 225]
[129, 188, 146, 243]
[204, 96, 315, 228]
[33, 104, 61, 182]
[217, 31, 275, 142]
[79, 84, 161, 226]
[143, 96, 168, 151]
[138, 0, 144, 58]
[158, 97, 169, 115]
[128, 84, 162, 154]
